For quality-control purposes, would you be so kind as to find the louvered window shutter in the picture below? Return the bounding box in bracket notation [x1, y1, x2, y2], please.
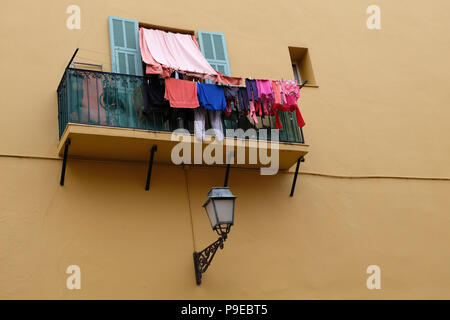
[108, 16, 143, 76]
[197, 31, 231, 76]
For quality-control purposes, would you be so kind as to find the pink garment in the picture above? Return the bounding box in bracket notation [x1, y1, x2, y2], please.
[215, 71, 242, 86]
[139, 28, 164, 75]
[281, 81, 300, 106]
[256, 79, 273, 115]
[271, 80, 282, 105]
[143, 29, 210, 75]
[248, 100, 258, 124]
[256, 79, 273, 99]
[140, 28, 242, 85]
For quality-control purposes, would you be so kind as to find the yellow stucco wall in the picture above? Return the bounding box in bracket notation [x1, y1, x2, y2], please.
[1, 0, 449, 299]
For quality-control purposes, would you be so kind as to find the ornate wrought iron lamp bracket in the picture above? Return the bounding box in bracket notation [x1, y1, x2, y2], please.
[193, 235, 227, 285]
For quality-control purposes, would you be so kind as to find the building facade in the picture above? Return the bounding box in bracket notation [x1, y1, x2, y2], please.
[1, 0, 450, 299]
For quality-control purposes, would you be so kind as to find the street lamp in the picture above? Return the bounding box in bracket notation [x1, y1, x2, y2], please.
[193, 186, 237, 285]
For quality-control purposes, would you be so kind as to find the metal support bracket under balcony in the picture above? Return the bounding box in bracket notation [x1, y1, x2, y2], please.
[60, 138, 71, 186]
[290, 156, 305, 197]
[145, 145, 158, 191]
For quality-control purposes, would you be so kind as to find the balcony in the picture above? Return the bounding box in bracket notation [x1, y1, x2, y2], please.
[57, 68, 309, 170]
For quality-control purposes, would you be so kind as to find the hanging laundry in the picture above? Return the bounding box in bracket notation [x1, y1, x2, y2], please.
[142, 75, 170, 115]
[272, 80, 306, 130]
[281, 80, 300, 106]
[140, 28, 242, 85]
[256, 79, 274, 116]
[196, 83, 226, 111]
[237, 87, 250, 115]
[245, 79, 259, 101]
[139, 28, 173, 77]
[245, 79, 259, 123]
[164, 78, 199, 109]
[256, 79, 273, 99]
[273, 104, 306, 130]
[223, 86, 240, 116]
[193, 108, 224, 141]
[194, 108, 207, 141]
[271, 80, 283, 105]
[208, 110, 224, 141]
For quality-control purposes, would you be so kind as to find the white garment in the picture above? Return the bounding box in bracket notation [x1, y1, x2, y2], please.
[194, 108, 206, 141]
[208, 110, 224, 141]
[193, 109, 224, 142]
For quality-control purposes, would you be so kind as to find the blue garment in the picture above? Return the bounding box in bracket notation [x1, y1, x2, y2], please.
[245, 78, 259, 101]
[196, 83, 226, 111]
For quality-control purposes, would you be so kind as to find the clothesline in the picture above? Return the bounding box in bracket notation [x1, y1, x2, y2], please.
[145, 72, 307, 88]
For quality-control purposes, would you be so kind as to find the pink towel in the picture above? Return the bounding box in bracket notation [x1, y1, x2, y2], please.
[139, 28, 172, 78]
[140, 28, 242, 85]
[164, 78, 199, 109]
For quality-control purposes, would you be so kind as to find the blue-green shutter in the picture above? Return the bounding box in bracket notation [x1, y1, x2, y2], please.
[108, 16, 143, 76]
[197, 31, 231, 76]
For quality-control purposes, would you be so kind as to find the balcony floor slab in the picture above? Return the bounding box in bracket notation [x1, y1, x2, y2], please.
[57, 124, 309, 170]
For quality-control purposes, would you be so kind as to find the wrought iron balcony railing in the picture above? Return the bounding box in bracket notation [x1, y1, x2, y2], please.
[57, 68, 305, 143]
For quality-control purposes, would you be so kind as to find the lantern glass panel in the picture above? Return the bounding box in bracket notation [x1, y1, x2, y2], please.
[205, 200, 217, 229]
[213, 198, 234, 225]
